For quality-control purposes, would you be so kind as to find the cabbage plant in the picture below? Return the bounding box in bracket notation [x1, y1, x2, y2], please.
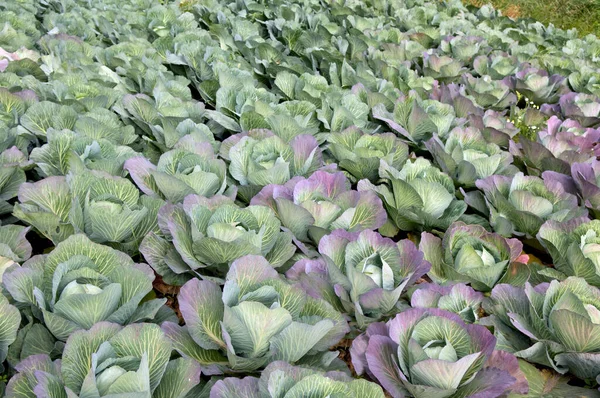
[140, 195, 295, 285]
[429, 82, 480, 121]
[440, 35, 488, 62]
[0, 147, 27, 216]
[422, 53, 465, 82]
[162, 255, 349, 372]
[210, 361, 385, 398]
[509, 138, 575, 177]
[509, 66, 569, 105]
[409, 283, 484, 323]
[372, 96, 440, 145]
[14, 170, 164, 254]
[569, 66, 600, 97]
[2, 234, 172, 342]
[572, 160, 600, 216]
[114, 92, 207, 151]
[30, 129, 139, 177]
[19, 101, 77, 139]
[0, 88, 36, 134]
[538, 116, 600, 162]
[538, 218, 600, 286]
[426, 127, 517, 187]
[473, 53, 518, 80]
[509, 116, 600, 176]
[221, 130, 324, 189]
[462, 74, 516, 110]
[469, 172, 586, 237]
[124, 143, 229, 203]
[468, 109, 520, 147]
[421, 221, 537, 291]
[350, 308, 527, 398]
[358, 158, 466, 232]
[0, 225, 31, 280]
[483, 278, 600, 382]
[251, 171, 387, 244]
[0, 295, 19, 375]
[71, 108, 139, 147]
[286, 230, 430, 327]
[0, 47, 20, 71]
[5, 322, 202, 397]
[546, 92, 600, 127]
[326, 126, 409, 183]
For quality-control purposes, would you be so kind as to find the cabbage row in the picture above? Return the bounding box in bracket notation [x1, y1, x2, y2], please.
[1, 0, 600, 396]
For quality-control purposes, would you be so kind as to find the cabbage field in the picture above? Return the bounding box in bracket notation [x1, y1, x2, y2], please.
[2, 0, 600, 396]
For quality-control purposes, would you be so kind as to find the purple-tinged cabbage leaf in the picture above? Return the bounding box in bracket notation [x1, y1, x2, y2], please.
[467, 109, 520, 148]
[162, 255, 349, 372]
[543, 92, 600, 128]
[351, 308, 528, 398]
[572, 160, 600, 217]
[508, 116, 600, 177]
[221, 130, 325, 199]
[286, 230, 430, 328]
[508, 65, 569, 105]
[509, 138, 571, 177]
[210, 361, 385, 398]
[429, 82, 480, 121]
[409, 283, 484, 323]
[538, 116, 600, 162]
[251, 171, 386, 244]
